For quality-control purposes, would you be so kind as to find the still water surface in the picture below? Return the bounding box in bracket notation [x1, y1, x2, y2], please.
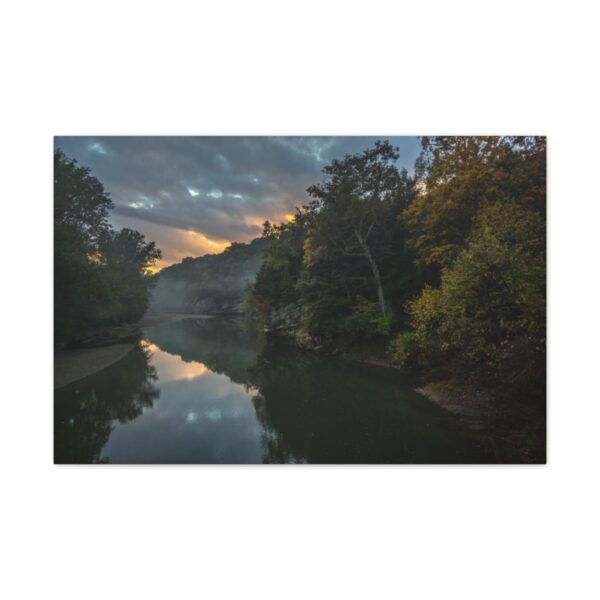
[55, 317, 492, 464]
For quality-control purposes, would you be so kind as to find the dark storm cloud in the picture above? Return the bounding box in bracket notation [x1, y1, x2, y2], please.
[54, 136, 420, 265]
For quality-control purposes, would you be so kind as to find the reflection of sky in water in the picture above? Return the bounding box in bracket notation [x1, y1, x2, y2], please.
[55, 319, 494, 463]
[100, 342, 263, 464]
[141, 341, 209, 382]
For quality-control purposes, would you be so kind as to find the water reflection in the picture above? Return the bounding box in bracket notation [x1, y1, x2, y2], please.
[54, 345, 160, 463]
[54, 317, 493, 464]
[249, 346, 490, 463]
[141, 341, 209, 382]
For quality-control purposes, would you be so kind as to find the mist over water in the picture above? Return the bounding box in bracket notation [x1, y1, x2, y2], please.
[148, 238, 267, 314]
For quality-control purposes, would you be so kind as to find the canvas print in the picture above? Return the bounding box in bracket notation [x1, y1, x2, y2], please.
[54, 136, 546, 464]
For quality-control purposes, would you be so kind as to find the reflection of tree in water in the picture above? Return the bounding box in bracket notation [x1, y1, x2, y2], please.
[144, 317, 264, 386]
[135, 317, 491, 464]
[248, 345, 493, 464]
[54, 345, 160, 463]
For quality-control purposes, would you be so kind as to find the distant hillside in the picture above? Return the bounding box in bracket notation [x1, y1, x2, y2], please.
[149, 237, 268, 314]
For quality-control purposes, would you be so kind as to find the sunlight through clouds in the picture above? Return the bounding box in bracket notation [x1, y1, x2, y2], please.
[54, 136, 420, 268]
[111, 213, 230, 269]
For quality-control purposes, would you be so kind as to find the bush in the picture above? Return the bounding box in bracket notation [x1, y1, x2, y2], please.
[408, 202, 545, 382]
[388, 332, 418, 370]
[343, 298, 391, 341]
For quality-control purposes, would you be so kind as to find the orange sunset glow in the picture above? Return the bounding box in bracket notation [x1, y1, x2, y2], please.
[142, 342, 210, 381]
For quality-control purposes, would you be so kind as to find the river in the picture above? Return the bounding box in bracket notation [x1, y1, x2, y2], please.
[54, 316, 494, 464]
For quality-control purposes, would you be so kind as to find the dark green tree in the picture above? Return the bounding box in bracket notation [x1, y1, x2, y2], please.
[250, 142, 419, 349]
[306, 141, 409, 318]
[54, 150, 161, 343]
[100, 228, 162, 322]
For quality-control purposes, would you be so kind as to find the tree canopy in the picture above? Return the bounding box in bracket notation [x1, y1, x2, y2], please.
[250, 137, 546, 390]
[251, 142, 421, 347]
[55, 150, 161, 343]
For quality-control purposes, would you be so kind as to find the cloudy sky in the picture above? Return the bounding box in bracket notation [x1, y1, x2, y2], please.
[54, 136, 420, 269]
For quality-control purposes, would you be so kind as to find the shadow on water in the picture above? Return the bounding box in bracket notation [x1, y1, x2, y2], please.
[54, 317, 495, 464]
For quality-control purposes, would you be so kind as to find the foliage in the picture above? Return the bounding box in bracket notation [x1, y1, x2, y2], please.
[251, 142, 419, 347]
[409, 202, 545, 382]
[343, 298, 391, 341]
[252, 214, 308, 313]
[306, 141, 414, 318]
[55, 150, 161, 343]
[250, 136, 545, 393]
[405, 136, 546, 271]
[388, 332, 418, 371]
[54, 150, 113, 250]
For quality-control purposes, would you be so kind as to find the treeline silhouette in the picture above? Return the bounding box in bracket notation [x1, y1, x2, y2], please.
[54, 150, 161, 344]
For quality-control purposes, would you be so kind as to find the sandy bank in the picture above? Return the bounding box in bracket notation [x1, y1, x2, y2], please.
[54, 344, 134, 389]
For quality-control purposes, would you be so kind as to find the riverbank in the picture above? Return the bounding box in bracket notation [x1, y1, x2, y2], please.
[54, 314, 221, 389]
[266, 326, 545, 463]
[416, 382, 546, 463]
[54, 344, 134, 389]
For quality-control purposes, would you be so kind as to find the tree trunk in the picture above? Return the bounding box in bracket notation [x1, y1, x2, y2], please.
[361, 240, 389, 319]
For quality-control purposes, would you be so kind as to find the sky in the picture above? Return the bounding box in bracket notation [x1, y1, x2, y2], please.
[54, 136, 420, 269]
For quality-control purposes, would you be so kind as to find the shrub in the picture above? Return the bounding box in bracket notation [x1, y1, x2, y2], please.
[408, 202, 545, 382]
[388, 332, 418, 370]
[344, 298, 391, 341]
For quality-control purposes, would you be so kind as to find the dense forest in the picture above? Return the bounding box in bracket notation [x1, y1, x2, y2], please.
[54, 150, 161, 344]
[249, 137, 546, 395]
[149, 237, 268, 314]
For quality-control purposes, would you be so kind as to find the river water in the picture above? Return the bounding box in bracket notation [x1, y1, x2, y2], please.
[54, 316, 493, 464]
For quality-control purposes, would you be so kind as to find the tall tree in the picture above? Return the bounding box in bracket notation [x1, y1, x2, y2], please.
[306, 141, 408, 318]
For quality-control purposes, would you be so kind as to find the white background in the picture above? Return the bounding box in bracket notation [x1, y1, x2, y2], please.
[1, 1, 599, 598]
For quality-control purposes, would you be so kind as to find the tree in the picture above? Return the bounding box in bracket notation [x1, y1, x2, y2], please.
[252, 212, 309, 315]
[100, 228, 162, 321]
[251, 142, 418, 348]
[54, 149, 113, 251]
[409, 202, 545, 382]
[102, 228, 161, 276]
[306, 141, 409, 318]
[54, 150, 162, 342]
[405, 136, 546, 271]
